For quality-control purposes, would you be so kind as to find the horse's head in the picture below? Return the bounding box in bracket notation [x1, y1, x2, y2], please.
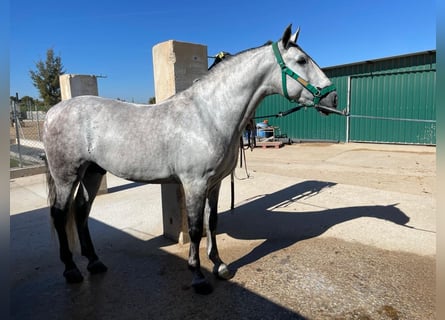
[273, 25, 339, 115]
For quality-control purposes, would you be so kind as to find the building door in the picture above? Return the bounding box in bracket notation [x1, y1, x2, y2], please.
[348, 69, 436, 145]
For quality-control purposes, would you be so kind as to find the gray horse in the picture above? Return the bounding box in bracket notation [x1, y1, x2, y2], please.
[43, 25, 338, 294]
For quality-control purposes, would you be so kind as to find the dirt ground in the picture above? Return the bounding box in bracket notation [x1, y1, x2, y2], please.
[10, 142, 436, 320]
[168, 143, 436, 319]
[241, 142, 435, 196]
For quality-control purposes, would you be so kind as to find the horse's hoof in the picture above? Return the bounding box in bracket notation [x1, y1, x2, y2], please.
[87, 260, 108, 274]
[214, 264, 234, 280]
[192, 278, 213, 295]
[63, 268, 83, 283]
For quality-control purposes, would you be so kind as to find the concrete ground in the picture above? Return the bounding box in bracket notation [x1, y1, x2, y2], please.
[10, 143, 436, 319]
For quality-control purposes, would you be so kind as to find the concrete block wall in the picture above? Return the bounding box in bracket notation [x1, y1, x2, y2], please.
[60, 74, 99, 100]
[153, 40, 208, 101]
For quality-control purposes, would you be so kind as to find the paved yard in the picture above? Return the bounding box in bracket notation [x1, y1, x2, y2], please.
[10, 143, 436, 319]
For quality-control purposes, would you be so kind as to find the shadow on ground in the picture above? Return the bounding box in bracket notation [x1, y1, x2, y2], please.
[218, 180, 409, 273]
[11, 180, 410, 320]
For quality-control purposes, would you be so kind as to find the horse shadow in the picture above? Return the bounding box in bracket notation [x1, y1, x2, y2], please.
[217, 180, 410, 272]
[10, 206, 307, 319]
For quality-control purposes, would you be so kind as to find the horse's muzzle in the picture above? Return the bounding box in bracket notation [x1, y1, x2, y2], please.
[320, 91, 338, 109]
[316, 91, 347, 116]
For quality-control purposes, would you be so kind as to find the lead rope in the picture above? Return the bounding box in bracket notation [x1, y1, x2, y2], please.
[230, 128, 254, 212]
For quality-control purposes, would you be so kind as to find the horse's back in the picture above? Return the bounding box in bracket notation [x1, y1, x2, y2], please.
[43, 96, 176, 181]
[45, 95, 148, 122]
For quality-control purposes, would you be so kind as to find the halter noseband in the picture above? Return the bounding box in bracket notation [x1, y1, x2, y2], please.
[272, 42, 336, 106]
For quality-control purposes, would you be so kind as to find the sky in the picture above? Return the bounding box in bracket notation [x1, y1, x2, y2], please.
[10, 0, 436, 104]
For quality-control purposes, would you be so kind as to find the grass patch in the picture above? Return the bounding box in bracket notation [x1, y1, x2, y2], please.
[10, 158, 20, 168]
[10, 157, 35, 168]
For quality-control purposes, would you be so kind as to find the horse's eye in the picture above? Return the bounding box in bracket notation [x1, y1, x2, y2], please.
[297, 57, 307, 65]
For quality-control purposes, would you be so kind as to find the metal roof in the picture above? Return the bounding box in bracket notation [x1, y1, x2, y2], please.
[323, 49, 436, 71]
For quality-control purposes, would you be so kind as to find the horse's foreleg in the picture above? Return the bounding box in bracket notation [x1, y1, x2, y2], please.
[183, 183, 212, 294]
[74, 165, 107, 274]
[205, 182, 233, 280]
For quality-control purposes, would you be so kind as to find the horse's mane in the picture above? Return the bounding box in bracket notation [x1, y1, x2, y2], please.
[205, 40, 273, 76]
[234, 40, 273, 56]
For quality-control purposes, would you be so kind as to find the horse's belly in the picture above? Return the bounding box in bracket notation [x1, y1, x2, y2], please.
[90, 141, 174, 183]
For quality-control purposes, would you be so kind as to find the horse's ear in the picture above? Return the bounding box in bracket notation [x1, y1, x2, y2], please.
[281, 24, 292, 48]
[290, 26, 300, 44]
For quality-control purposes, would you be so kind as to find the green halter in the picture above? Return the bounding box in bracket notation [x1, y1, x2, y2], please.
[272, 41, 336, 106]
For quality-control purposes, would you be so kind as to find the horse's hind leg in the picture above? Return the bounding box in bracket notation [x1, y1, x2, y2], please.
[74, 163, 108, 274]
[51, 181, 84, 283]
[205, 182, 233, 280]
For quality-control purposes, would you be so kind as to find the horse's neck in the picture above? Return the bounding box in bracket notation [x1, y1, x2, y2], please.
[196, 46, 276, 136]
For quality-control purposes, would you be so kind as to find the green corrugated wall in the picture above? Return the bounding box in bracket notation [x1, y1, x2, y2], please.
[256, 50, 436, 145]
[254, 94, 346, 142]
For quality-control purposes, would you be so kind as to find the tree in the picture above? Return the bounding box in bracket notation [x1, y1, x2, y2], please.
[20, 95, 36, 106]
[148, 96, 156, 104]
[17, 96, 46, 111]
[29, 48, 65, 106]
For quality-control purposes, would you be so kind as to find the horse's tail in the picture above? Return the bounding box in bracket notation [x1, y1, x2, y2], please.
[44, 156, 57, 208]
[44, 156, 79, 251]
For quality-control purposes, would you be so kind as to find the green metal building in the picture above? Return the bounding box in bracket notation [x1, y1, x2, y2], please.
[256, 50, 436, 145]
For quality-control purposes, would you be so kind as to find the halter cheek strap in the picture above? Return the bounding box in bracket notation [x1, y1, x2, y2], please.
[272, 42, 336, 106]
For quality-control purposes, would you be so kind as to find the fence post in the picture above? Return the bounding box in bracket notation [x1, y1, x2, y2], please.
[35, 104, 42, 141]
[346, 76, 351, 143]
[12, 94, 23, 167]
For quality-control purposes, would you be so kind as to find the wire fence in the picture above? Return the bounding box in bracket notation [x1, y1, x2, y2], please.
[10, 98, 47, 169]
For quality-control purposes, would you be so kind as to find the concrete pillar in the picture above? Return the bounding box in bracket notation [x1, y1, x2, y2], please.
[152, 40, 208, 244]
[60, 74, 99, 100]
[59, 74, 107, 195]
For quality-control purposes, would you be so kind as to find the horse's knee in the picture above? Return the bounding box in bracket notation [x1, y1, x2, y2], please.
[188, 225, 203, 241]
[188, 212, 204, 240]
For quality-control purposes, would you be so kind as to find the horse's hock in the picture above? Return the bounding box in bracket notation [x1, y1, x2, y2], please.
[152, 40, 208, 244]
